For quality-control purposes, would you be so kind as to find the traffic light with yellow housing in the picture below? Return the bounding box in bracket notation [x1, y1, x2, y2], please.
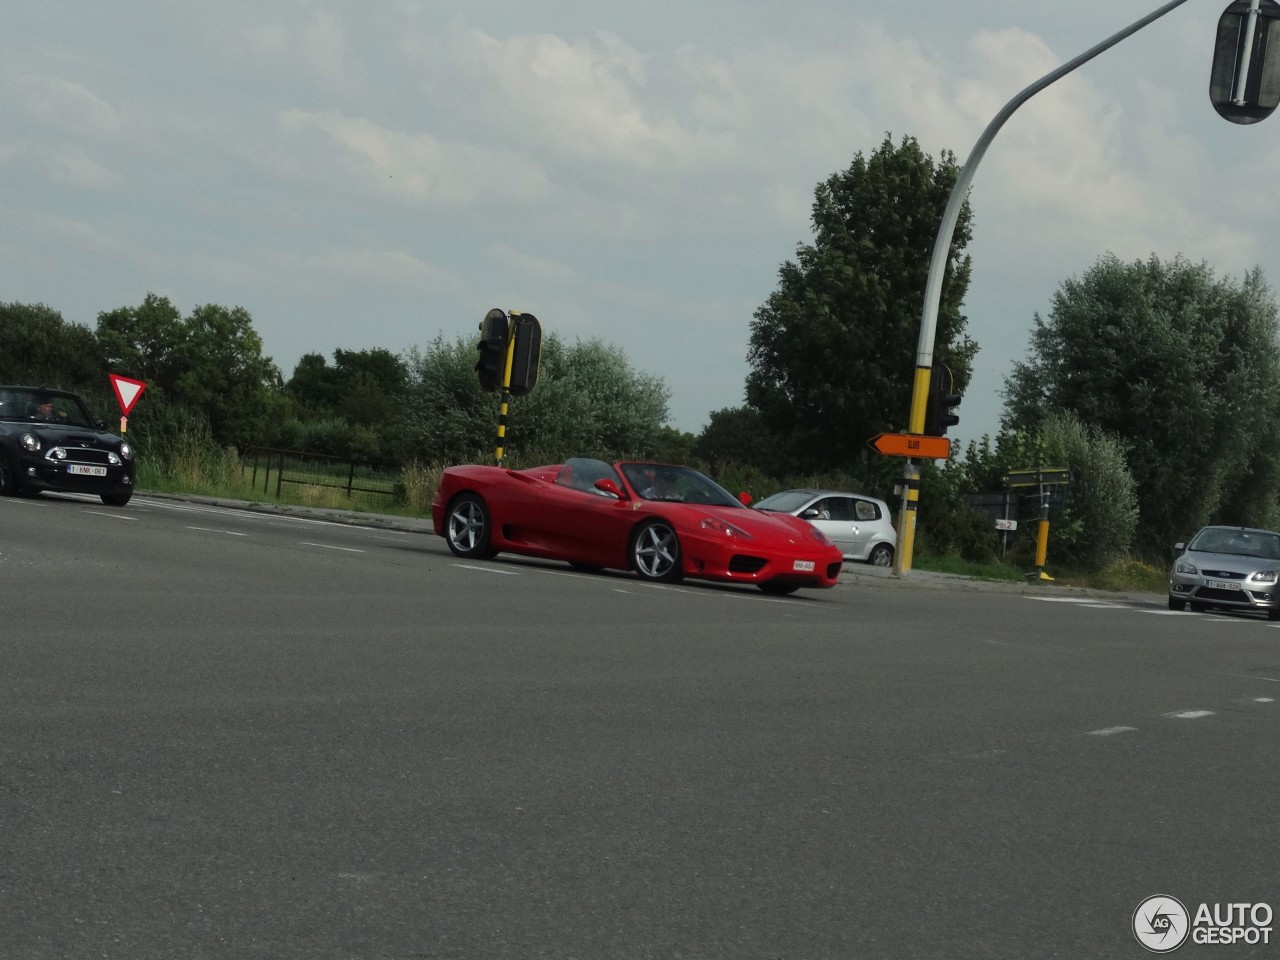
[925, 364, 961, 436]
[476, 308, 510, 392]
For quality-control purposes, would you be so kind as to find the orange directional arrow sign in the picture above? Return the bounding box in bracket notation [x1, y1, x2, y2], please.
[868, 432, 952, 460]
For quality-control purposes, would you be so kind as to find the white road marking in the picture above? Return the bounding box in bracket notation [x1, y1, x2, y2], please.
[1214, 673, 1280, 683]
[185, 526, 247, 536]
[300, 542, 365, 553]
[1168, 710, 1215, 719]
[85, 511, 135, 521]
[452, 563, 518, 575]
[1253, 697, 1275, 703]
[1088, 726, 1138, 736]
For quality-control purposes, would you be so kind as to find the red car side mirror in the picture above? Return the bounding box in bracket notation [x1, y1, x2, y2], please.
[595, 478, 625, 499]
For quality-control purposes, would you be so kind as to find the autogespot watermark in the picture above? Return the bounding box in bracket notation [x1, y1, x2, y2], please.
[1133, 895, 1273, 953]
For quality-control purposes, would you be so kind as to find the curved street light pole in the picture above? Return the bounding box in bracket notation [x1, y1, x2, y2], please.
[894, 0, 1197, 575]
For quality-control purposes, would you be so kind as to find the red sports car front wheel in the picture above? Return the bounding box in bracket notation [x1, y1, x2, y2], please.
[630, 520, 682, 583]
[446, 493, 498, 560]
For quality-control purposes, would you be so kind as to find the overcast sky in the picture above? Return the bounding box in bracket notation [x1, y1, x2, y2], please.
[2, 0, 1273, 447]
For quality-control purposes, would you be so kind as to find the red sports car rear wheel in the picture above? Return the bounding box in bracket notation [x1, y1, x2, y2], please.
[446, 493, 498, 559]
[630, 520, 682, 583]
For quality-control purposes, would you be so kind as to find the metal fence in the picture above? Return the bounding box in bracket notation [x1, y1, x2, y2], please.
[243, 447, 400, 507]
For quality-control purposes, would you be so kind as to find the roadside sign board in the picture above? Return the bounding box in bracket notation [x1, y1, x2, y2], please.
[109, 374, 147, 416]
[995, 518, 1018, 531]
[1002, 467, 1069, 488]
[868, 433, 952, 460]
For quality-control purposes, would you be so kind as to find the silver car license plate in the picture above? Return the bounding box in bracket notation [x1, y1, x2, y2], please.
[1205, 579, 1241, 591]
[68, 465, 107, 477]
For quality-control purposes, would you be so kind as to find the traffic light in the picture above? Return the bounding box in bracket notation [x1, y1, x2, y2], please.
[925, 364, 961, 436]
[1210, 0, 1280, 125]
[508, 313, 542, 396]
[476, 308, 510, 392]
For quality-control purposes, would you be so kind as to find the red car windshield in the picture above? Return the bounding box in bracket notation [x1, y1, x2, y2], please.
[618, 463, 743, 507]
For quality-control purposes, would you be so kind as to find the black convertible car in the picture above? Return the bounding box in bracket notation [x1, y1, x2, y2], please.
[0, 386, 136, 506]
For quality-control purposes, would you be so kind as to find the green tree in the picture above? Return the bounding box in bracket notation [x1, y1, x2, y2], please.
[0, 301, 103, 389]
[1003, 254, 1280, 553]
[171, 304, 282, 449]
[394, 333, 670, 464]
[96, 293, 184, 392]
[746, 133, 978, 477]
[695, 405, 789, 478]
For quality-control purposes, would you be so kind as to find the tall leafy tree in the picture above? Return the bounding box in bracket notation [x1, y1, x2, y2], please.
[746, 133, 978, 476]
[0, 301, 103, 389]
[1003, 253, 1280, 552]
[172, 303, 282, 449]
[96, 293, 185, 392]
[395, 333, 669, 464]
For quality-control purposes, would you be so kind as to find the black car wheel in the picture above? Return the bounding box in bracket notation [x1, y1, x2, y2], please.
[101, 492, 132, 507]
[1168, 596, 1186, 611]
[0, 450, 19, 496]
[445, 493, 497, 559]
[630, 520, 682, 583]
[867, 543, 894, 567]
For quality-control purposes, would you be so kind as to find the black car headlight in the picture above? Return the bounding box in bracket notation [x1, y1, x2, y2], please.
[107, 452, 122, 466]
[119, 443, 133, 461]
[20, 433, 40, 452]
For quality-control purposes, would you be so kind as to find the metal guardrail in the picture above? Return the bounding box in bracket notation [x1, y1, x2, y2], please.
[243, 447, 399, 506]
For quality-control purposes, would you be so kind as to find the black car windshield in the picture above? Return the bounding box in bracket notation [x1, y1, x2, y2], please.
[619, 463, 743, 507]
[753, 490, 818, 513]
[0, 388, 97, 428]
[1190, 527, 1280, 560]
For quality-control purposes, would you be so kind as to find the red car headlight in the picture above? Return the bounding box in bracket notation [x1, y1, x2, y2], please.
[700, 517, 754, 540]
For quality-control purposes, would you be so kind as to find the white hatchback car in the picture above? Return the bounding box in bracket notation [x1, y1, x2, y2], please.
[753, 489, 898, 566]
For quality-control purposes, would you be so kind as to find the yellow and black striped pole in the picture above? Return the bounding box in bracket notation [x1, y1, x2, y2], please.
[893, 364, 932, 574]
[493, 327, 518, 465]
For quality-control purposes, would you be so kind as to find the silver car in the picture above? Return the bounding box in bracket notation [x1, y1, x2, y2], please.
[753, 489, 897, 566]
[1168, 524, 1280, 618]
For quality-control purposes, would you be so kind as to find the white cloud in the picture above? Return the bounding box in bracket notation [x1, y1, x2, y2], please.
[51, 146, 123, 190]
[278, 108, 552, 205]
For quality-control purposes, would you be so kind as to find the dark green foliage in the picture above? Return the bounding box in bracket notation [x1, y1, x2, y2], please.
[746, 134, 978, 475]
[1004, 254, 1280, 553]
[0, 302, 104, 389]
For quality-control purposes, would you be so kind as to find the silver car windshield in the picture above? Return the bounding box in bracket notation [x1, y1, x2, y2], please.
[1189, 528, 1280, 560]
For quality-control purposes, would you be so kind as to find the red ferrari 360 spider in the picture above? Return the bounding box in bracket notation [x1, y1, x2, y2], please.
[430, 457, 844, 594]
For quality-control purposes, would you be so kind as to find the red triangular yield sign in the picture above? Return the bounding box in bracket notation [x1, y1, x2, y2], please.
[109, 374, 147, 415]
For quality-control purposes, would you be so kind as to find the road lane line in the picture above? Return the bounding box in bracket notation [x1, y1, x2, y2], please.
[1213, 673, 1280, 683]
[1168, 710, 1215, 719]
[451, 563, 518, 575]
[1087, 726, 1138, 736]
[85, 511, 136, 521]
[300, 542, 365, 553]
[186, 526, 247, 536]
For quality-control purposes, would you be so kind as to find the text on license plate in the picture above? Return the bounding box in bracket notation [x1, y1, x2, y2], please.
[1205, 579, 1241, 591]
[792, 560, 816, 572]
[68, 465, 107, 477]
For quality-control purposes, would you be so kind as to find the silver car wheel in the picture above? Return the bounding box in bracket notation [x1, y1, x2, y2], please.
[632, 520, 682, 583]
[868, 543, 894, 567]
[446, 493, 496, 559]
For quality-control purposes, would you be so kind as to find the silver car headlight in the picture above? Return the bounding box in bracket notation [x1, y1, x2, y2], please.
[20, 433, 40, 452]
[107, 452, 122, 466]
[1252, 570, 1279, 584]
[119, 443, 133, 461]
[1175, 559, 1198, 575]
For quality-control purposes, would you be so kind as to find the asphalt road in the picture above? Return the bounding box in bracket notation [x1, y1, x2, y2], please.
[2, 492, 1277, 959]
